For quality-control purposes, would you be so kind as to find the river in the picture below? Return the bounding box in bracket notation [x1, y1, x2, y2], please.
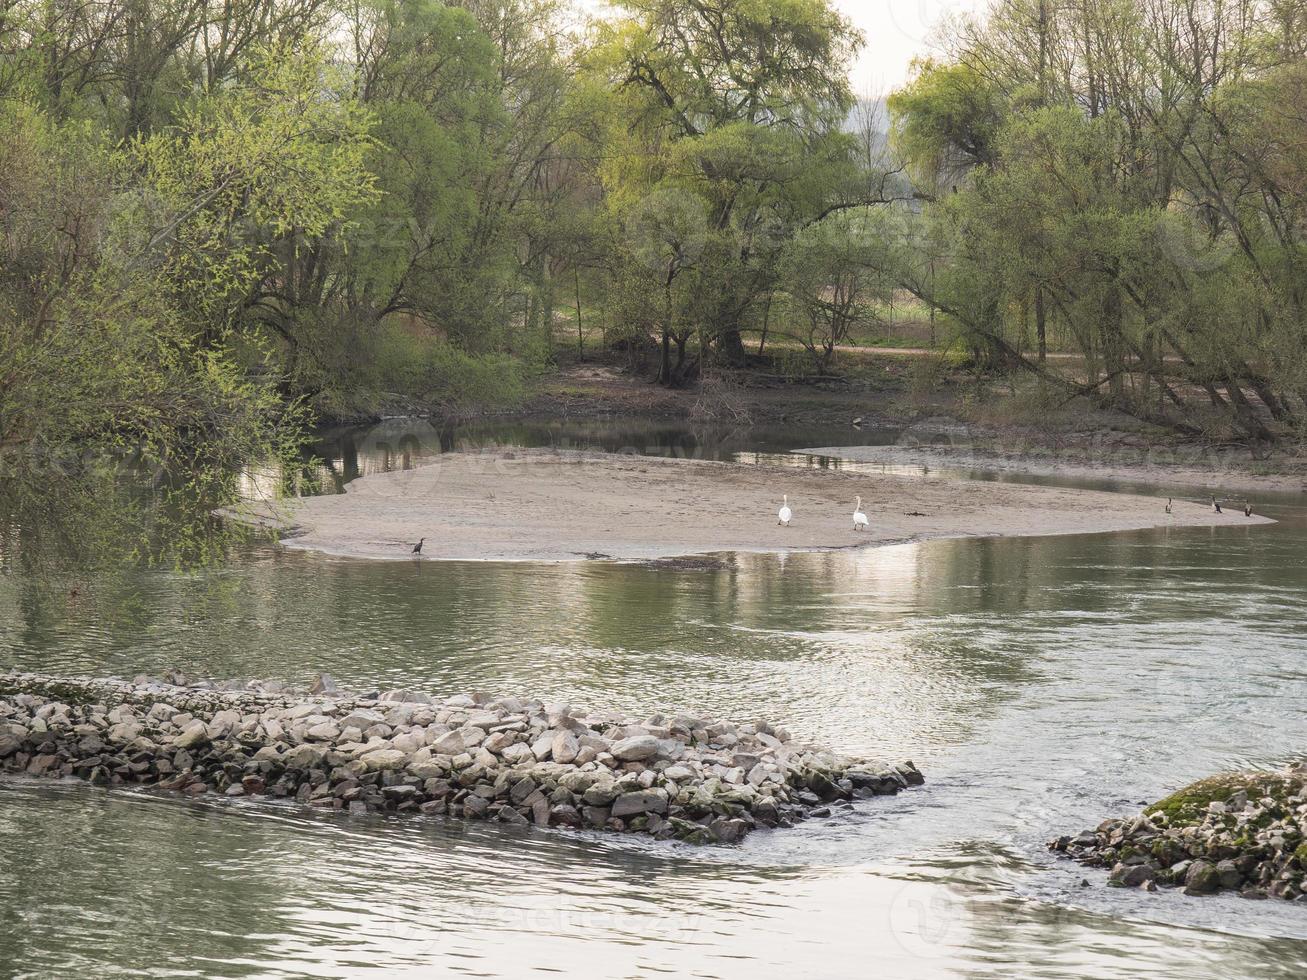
[1, 418, 1304, 978]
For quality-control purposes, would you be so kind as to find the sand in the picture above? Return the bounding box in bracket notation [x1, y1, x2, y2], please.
[232, 448, 1275, 562]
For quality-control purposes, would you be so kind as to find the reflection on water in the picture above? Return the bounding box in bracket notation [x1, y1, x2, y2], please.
[1, 419, 1306, 978]
[303, 417, 906, 494]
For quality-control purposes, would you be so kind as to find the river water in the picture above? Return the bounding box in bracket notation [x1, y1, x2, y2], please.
[1, 419, 1305, 978]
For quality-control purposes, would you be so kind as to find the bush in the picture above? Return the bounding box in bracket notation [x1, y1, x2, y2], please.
[323, 320, 531, 414]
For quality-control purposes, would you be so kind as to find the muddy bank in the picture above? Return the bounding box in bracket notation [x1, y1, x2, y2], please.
[0, 672, 923, 844]
[235, 448, 1272, 562]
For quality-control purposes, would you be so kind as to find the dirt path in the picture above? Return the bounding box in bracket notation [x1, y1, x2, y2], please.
[236, 449, 1273, 562]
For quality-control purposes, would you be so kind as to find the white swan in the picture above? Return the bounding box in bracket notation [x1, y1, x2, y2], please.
[777, 494, 792, 526]
[853, 496, 868, 531]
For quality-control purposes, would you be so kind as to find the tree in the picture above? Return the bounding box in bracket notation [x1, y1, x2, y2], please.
[589, 0, 866, 370]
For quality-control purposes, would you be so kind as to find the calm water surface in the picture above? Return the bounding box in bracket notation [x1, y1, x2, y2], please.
[1, 419, 1305, 978]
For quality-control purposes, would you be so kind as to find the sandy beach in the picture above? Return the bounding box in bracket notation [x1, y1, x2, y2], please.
[235, 449, 1274, 562]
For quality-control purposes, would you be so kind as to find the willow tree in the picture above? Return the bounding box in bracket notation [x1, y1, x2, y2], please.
[889, 0, 1307, 442]
[589, 0, 866, 372]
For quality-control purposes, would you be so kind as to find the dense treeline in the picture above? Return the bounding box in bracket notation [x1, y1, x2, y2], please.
[3, 0, 1306, 482]
[0, 0, 896, 463]
[890, 0, 1307, 443]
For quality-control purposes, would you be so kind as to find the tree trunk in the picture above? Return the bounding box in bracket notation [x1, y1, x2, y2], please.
[1035, 285, 1047, 362]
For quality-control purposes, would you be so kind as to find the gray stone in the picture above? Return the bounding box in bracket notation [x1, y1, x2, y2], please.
[551, 730, 579, 764]
[361, 749, 407, 773]
[582, 781, 620, 806]
[431, 730, 466, 755]
[502, 743, 534, 765]
[339, 709, 385, 730]
[174, 721, 209, 750]
[611, 790, 668, 818]
[283, 744, 327, 769]
[1109, 863, 1154, 888]
[610, 735, 659, 761]
[306, 722, 341, 742]
[1184, 861, 1221, 896]
[530, 732, 554, 761]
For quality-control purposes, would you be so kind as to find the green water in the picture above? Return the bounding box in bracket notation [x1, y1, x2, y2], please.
[1, 419, 1305, 978]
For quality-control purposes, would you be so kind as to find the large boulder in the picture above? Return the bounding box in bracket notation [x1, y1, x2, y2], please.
[611, 790, 668, 818]
[173, 722, 209, 750]
[610, 735, 659, 762]
[1183, 860, 1221, 896]
[361, 749, 407, 773]
[551, 730, 580, 765]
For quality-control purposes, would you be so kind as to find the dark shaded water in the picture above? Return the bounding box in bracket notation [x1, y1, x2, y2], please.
[1, 419, 1305, 978]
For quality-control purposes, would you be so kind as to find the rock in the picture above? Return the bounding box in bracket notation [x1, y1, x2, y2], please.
[361, 749, 407, 773]
[610, 735, 659, 761]
[173, 722, 209, 750]
[306, 722, 341, 742]
[1215, 859, 1245, 890]
[530, 732, 554, 761]
[709, 817, 748, 843]
[502, 743, 534, 765]
[1184, 860, 1221, 896]
[550, 803, 582, 826]
[310, 673, 337, 695]
[551, 730, 580, 764]
[611, 790, 668, 818]
[582, 781, 620, 807]
[1109, 863, 1154, 888]
[339, 709, 385, 730]
[0, 670, 923, 847]
[431, 731, 466, 755]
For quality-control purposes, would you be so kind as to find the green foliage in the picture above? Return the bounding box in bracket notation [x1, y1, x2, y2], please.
[123, 39, 378, 327]
[889, 59, 1005, 182]
[885, 0, 1307, 442]
[586, 0, 875, 376]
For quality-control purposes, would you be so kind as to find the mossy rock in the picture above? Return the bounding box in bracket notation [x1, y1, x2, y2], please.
[1294, 843, 1307, 869]
[1145, 774, 1304, 827]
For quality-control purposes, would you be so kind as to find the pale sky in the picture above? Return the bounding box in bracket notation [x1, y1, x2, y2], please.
[833, 0, 988, 93]
[577, 1, 990, 93]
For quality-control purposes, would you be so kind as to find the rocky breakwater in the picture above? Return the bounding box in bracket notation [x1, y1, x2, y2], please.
[1050, 766, 1307, 900]
[0, 672, 924, 844]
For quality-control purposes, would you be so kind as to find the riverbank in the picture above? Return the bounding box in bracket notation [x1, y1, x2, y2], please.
[1050, 766, 1307, 901]
[318, 356, 1307, 494]
[801, 441, 1307, 495]
[0, 672, 923, 844]
[236, 448, 1272, 562]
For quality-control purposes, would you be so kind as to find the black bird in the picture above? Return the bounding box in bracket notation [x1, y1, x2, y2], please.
[1212, 497, 1222, 514]
[1165, 497, 1172, 515]
[411, 537, 425, 555]
[1244, 503, 1253, 518]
